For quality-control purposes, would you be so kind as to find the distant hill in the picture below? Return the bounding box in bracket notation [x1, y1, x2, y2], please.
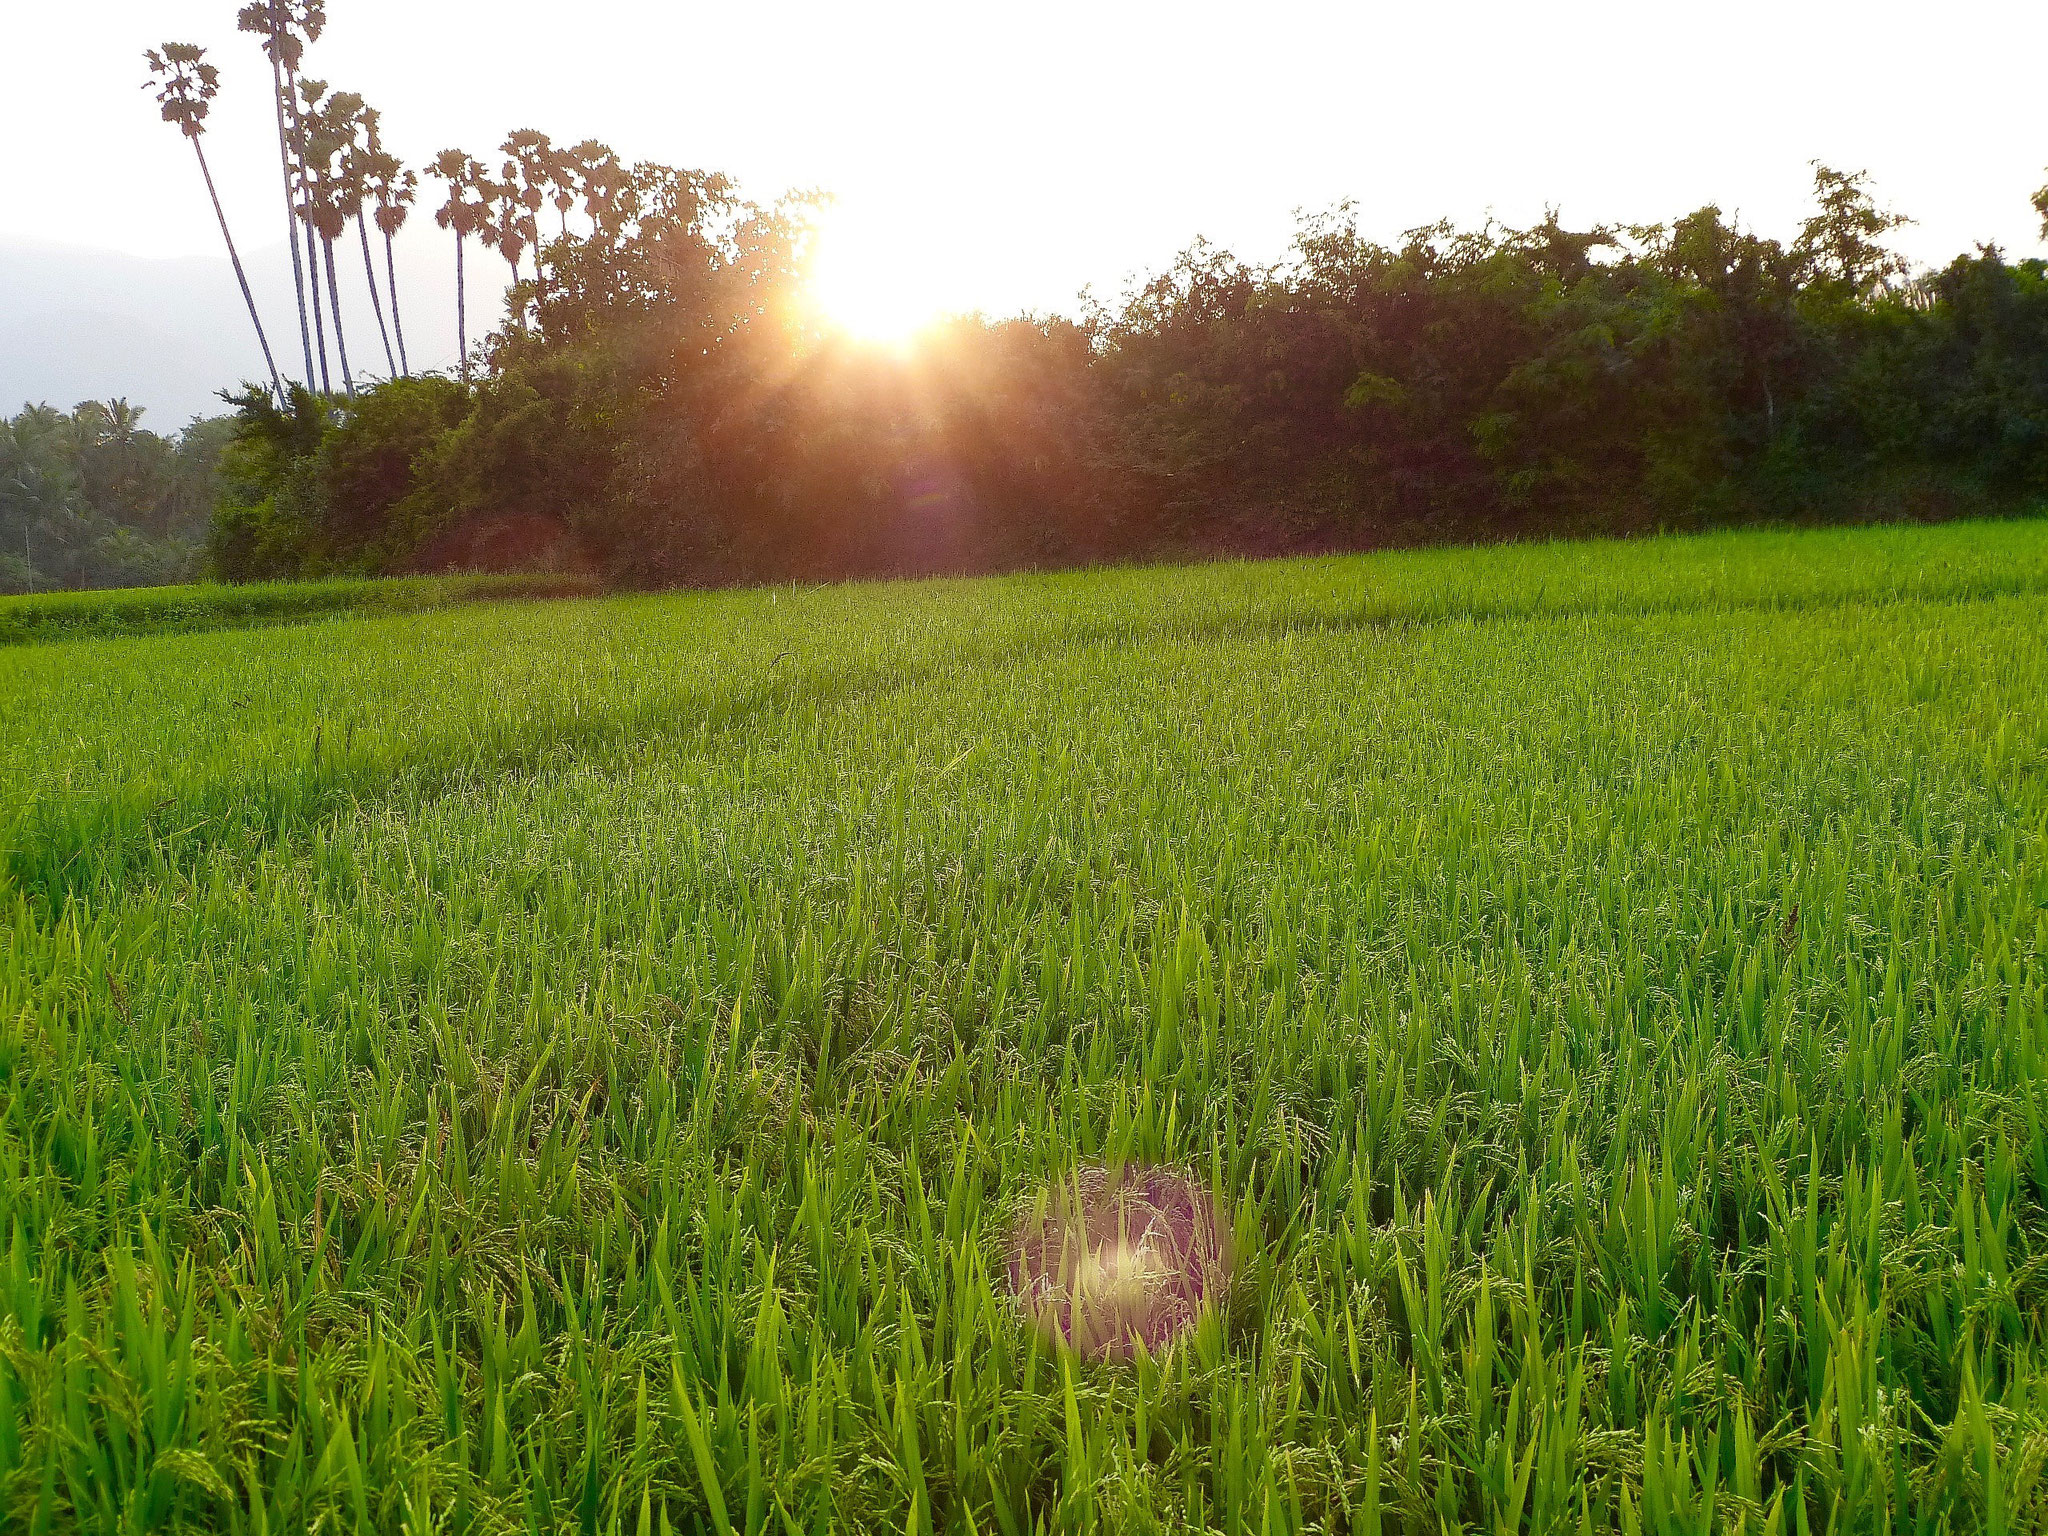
[0, 235, 499, 427]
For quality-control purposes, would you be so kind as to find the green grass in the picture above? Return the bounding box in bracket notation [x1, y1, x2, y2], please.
[0, 572, 600, 646]
[2, 517, 2046, 1533]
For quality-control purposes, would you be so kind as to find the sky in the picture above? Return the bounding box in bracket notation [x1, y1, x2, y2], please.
[6, 0, 2047, 419]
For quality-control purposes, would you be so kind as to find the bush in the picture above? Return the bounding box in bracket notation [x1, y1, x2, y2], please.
[313, 375, 473, 562]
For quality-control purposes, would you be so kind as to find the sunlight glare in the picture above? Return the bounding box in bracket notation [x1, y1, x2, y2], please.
[808, 203, 949, 345]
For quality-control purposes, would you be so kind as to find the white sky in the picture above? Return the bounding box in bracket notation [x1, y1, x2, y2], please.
[8, 0, 2047, 321]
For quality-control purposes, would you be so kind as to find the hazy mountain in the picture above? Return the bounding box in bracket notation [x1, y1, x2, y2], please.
[1, 234, 503, 429]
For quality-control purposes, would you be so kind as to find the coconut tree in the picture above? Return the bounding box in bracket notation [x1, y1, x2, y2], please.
[429, 150, 489, 385]
[366, 147, 418, 376]
[143, 44, 286, 406]
[296, 78, 355, 397]
[235, 2, 317, 391]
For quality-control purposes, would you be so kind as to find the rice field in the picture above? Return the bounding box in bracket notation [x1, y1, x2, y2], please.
[0, 572, 596, 647]
[3, 519, 2047, 1533]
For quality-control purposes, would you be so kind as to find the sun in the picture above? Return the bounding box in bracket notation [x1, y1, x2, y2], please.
[807, 204, 949, 346]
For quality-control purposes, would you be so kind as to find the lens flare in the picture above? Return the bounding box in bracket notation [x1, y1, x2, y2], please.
[1009, 1164, 1233, 1359]
[807, 203, 948, 345]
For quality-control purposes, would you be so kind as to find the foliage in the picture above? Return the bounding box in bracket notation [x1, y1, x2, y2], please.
[1094, 179, 2048, 545]
[312, 376, 472, 556]
[0, 401, 228, 593]
[0, 570, 595, 645]
[210, 162, 2048, 588]
[206, 385, 329, 580]
[1795, 164, 1912, 303]
[4, 520, 2048, 1530]
[141, 42, 220, 141]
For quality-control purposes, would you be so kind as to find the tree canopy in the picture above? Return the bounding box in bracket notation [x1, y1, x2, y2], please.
[1, 402, 228, 592]
[206, 157, 2048, 587]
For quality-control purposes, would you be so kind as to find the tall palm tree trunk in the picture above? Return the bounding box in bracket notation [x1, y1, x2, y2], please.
[455, 232, 469, 386]
[193, 138, 286, 405]
[357, 219, 397, 378]
[293, 188, 330, 393]
[384, 230, 410, 376]
[266, 48, 315, 390]
[304, 216, 331, 393]
[281, 61, 331, 394]
[321, 237, 355, 397]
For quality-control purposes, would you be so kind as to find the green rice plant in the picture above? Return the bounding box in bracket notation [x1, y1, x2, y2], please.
[1, 517, 2046, 1531]
[0, 572, 599, 647]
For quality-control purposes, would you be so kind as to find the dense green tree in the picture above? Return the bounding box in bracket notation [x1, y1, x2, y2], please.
[209, 378, 469, 577]
[1795, 164, 1913, 302]
[206, 386, 328, 580]
[2, 401, 228, 591]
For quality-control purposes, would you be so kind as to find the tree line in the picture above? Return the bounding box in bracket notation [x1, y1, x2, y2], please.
[1, 403, 228, 592]
[136, 11, 2048, 587]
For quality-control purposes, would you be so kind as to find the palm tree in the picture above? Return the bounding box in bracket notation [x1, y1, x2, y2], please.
[547, 142, 579, 240]
[336, 95, 398, 379]
[572, 141, 629, 245]
[500, 130, 553, 296]
[478, 171, 530, 325]
[429, 150, 488, 385]
[236, 2, 316, 392]
[144, 44, 286, 406]
[366, 148, 417, 376]
[297, 79, 355, 397]
[274, 3, 332, 393]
